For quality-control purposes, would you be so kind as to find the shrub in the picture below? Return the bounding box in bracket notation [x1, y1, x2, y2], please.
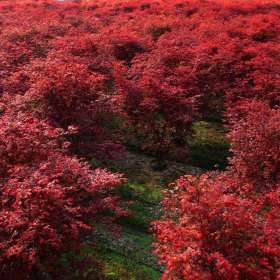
[0, 111, 126, 279]
[153, 101, 280, 280]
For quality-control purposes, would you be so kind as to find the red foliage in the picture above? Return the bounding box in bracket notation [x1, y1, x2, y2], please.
[6, 58, 123, 159]
[153, 175, 280, 280]
[0, 2, 131, 278]
[0, 0, 280, 155]
[0, 0, 280, 279]
[227, 100, 280, 194]
[115, 41, 201, 155]
[0, 111, 126, 279]
[153, 101, 280, 280]
[111, 0, 280, 154]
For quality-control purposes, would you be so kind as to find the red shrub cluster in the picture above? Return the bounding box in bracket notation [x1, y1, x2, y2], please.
[0, 110, 126, 279]
[5, 58, 123, 159]
[153, 101, 280, 280]
[227, 101, 280, 194]
[1, 0, 280, 154]
[0, 0, 279, 279]
[0, 1, 129, 278]
[112, 0, 280, 154]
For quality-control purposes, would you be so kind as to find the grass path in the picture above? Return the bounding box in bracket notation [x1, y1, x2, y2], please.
[94, 150, 203, 279]
[94, 183, 164, 280]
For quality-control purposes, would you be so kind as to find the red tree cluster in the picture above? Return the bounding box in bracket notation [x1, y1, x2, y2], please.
[0, 1, 129, 278]
[153, 101, 280, 280]
[111, 0, 280, 154]
[0, 0, 280, 279]
[1, 0, 280, 154]
[6, 58, 123, 160]
[0, 110, 126, 279]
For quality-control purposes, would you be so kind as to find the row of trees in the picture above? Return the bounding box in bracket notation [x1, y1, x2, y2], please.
[0, 0, 279, 279]
[0, 0, 127, 278]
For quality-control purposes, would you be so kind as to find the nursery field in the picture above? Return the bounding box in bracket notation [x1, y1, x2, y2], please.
[0, 0, 279, 279]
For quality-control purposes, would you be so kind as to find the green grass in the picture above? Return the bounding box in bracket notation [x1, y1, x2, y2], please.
[92, 182, 164, 280]
[118, 183, 163, 204]
[58, 224, 161, 280]
[188, 121, 230, 170]
[117, 183, 163, 231]
[94, 224, 161, 280]
[95, 247, 160, 280]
